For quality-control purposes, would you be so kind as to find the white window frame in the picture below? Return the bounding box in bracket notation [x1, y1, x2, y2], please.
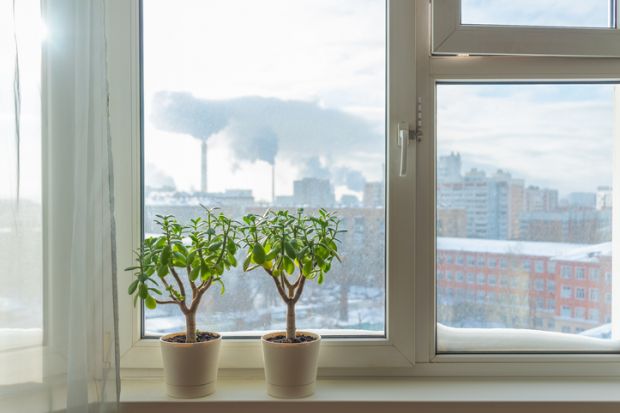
[108, 0, 620, 378]
[416, 0, 620, 373]
[432, 0, 620, 57]
[109, 0, 417, 373]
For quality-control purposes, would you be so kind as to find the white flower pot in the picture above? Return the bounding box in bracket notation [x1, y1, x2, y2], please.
[261, 331, 321, 398]
[160, 332, 222, 398]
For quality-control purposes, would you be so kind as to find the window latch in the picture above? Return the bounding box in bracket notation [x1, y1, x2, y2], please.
[398, 122, 421, 177]
[398, 98, 423, 177]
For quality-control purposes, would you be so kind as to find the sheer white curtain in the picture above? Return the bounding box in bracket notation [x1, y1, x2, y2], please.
[0, 0, 120, 412]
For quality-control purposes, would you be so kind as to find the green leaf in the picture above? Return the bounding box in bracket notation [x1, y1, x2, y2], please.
[227, 239, 237, 255]
[243, 255, 252, 271]
[228, 254, 237, 267]
[318, 271, 324, 285]
[252, 243, 266, 264]
[201, 262, 211, 280]
[187, 251, 197, 265]
[172, 252, 187, 267]
[145, 295, 157, 309]
[208, 241, 223, 252]
[157, 264, 168, 277]
[189, 265, 200, 281]
[214, 278, 226, 295]
[302, 260, 313, 276]
[282, 256, 295, 275]
[149, 287, 162, 295]
[138, 283, 148, 299]
[160, 246, 171, 266]
[124, 265, 140, 272]
[127, 279, 139, 295]
[265, 248, 278, 261]
[284, 241, 297, 259]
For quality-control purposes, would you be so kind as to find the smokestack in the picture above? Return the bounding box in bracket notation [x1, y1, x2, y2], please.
[201, 140, 208, 193]
[271, 163, 275, 204]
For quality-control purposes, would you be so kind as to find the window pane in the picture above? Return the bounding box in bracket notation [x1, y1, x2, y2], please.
[143, 0, 385, 337]
[461, 0, 613, 28]
[436, 83, 618, 352]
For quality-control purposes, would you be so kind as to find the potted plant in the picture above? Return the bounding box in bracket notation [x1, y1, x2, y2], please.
[240, 208, 343, 398]
[125, 209, 238, 398]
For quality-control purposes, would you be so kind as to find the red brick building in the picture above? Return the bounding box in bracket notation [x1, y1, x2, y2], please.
[437, 238, 611, 335]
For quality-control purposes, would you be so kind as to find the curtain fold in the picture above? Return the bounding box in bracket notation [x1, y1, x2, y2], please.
[1, 1, 120, 412]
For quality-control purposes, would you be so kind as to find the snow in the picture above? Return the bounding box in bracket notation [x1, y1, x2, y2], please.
[437, 323, 620, 352]
[437, 237, 601, 259]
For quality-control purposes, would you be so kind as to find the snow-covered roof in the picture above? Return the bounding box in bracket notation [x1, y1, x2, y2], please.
[552, 242, 612, 263]
[437, 237, 597, 259]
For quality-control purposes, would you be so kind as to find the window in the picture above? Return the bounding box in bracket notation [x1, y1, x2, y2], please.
[561, 266, 572, 280]
[432, 0, 620, 57]
[561, 286, 573, 299]
[590, 268, 600, 282]
[476, 273, 485, 285]
[561, 306, 572, 318]
[575, 307, 586, 320]
[534, 279, 544, 292]
[534, 260, 544, 273]
[142, 0, 387, 338]
[113, 0, 620, 374]
[576, 288, 586, 300]
[436, 81, 616, 352]
[455, 271, 464, 282]
[467, 255, 475, 266]
[590, 288, 600, 302]
[116, 0, 417, 371]
[576, 267, 586, 280]
[460, 0, 613, 28]
[589, 308, 601, 321]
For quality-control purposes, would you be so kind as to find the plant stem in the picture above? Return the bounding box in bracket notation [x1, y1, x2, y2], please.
[185, 311, 197, 343]
[286, 301, 296, 341]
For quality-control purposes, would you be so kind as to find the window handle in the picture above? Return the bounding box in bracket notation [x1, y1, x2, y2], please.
[398, 122, 418, 177]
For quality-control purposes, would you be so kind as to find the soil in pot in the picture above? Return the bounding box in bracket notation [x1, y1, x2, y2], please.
[162, 332, 219, 343]
[264, 334, 317, 344]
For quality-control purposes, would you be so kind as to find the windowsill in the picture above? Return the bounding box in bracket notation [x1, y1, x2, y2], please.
[120, 376, 620, 413]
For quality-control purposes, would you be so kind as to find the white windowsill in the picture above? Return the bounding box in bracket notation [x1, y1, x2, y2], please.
[120, 376, 620, 413]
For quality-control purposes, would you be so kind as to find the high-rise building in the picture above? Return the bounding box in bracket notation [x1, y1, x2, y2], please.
[524, 186, 558, 213]
[566, 192, 596, 209]
[292, 178, 335, 207]
[438, 168, 523, 240]
[596, 186, 612, 210]
[438, 152, 462, 182]
[363, 181, 385, 208]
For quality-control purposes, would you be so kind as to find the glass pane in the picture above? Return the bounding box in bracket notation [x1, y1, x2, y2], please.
[461, 0, 613, 28]
[143, 0, 386, 337]
[436, 83, 619, 352]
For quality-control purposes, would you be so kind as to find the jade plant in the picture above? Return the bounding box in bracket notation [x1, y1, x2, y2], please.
[240, 208, 343, 342]
[125, 208, 238, 343]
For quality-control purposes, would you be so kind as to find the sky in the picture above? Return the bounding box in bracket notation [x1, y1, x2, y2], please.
[1, 0, 618, 202]
[143, 0, 386, 202]
[437, 83, 616, 196]
[461, 0, 613, 28]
